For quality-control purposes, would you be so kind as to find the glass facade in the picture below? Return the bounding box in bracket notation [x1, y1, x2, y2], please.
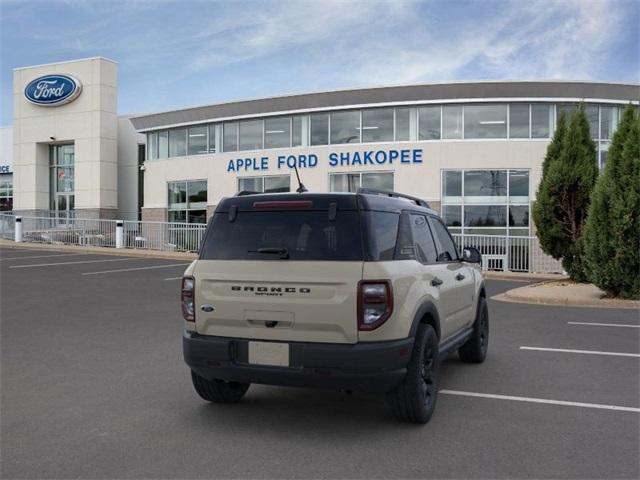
[531, 104, 552, 138]
[362, 108, 394, 143]
[238, 175, 290, 193]
[143, 103, 624, 165]
[0, 173, 12, 211]
[442, 105, 463, 139]
[264, 117, 291, 149]
[464, 104, 507, 139]
[395, 107, 411, 141]
[330, 110, 360, 144]
[239, 120, 263, 150]
[187, 126, 208, 155]
[168, 128, 187, 157]
[419, 106, 440, 140]
[223, 122, 238, 152]
[310, 113, 329, 145]
[168, 180, 207, 223]
[441, 169, 530, 236]
[329, 171, 394, 192]
[509, 104, 530, 138]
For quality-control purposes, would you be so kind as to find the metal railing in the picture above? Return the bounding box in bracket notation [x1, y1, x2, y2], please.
[453, 234, 564, 274]
[20, 216, 118, 248]
[0, 213, 15, 240]
[122, 220, 206, 252]
[3, 213, 565, 272]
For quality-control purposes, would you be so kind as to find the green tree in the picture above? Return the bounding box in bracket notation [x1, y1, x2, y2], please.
[533, 104, 598, 281]
[533, 112, 567, 263]
[584, 106, 640, 298]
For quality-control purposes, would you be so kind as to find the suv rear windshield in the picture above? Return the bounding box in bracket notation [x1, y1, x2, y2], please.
[200, 210, 364, 261]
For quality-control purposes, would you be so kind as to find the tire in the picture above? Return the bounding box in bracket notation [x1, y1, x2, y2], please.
[386, 324, 439, 424]
[190, 371, 250, 403]
[458, 296, 489, 363]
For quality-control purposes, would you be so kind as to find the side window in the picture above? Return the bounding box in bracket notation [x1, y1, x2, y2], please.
[364, 211, 400, 261]
[409, 214, 438, 264]
[428, 216, 459, 262]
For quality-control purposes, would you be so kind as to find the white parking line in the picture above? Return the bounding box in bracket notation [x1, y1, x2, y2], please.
[439, 390, 640, 413]
[520, 346, 640, 358]
[1, 253, 87, 261]
[10, 258, 135, 269]
[164, 277, 182, 281]
[82, 263, 190, 276]
[568, 321, 640, 329]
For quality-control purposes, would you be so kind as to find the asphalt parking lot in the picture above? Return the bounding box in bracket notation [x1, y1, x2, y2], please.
[1, 245, 638, 479]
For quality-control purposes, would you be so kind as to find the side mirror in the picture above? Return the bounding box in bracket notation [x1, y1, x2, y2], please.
[463, 247, 482, 264]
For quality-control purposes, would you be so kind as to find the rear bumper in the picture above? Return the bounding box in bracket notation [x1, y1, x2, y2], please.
[183, 331, 414, 393]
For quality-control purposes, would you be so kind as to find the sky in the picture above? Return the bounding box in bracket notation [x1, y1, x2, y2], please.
[1, 0, 638, 126]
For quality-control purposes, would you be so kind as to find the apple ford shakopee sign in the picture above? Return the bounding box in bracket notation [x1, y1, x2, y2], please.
[24, 74, 82, 106]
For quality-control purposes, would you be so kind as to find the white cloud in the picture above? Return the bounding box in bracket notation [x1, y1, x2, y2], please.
[342, 0, 632, 85]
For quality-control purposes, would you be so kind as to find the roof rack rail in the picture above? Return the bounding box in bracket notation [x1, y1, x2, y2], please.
[357, 188, 431, 209]
[236, 190, 260, 196]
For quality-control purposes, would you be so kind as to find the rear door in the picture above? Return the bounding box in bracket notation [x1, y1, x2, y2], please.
[194, 201, 363, 344]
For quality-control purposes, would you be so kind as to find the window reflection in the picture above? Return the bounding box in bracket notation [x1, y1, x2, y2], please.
[330, 111, 360, 144]
[509, 104, 529, 138]
[464, 104, 507, 139]
[464, 170, 507, 202]
[265, 117, 291, 149]
[362, 108, 393, 143]
[239, 120, 263, 150]
[169, 128, 187, 157]
[395, 108, 411, 141]
[442, 106, 463, 139]
[531, 104, 552, 138]
[419, 106, 441, 140]
[310, 113, 329, 145]
[223, 123, 238, 152]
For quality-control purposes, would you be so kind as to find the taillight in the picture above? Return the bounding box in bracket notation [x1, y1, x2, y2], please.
[181, 276, 195, 322]
[358, 280, 393, 331]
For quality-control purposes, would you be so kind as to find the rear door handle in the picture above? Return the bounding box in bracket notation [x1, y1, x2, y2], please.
[431, 277, 443, 287]
[455, 273, 466, 281]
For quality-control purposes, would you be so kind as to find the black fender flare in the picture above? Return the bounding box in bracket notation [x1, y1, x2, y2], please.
[478, 279, 487, 300]
[409, 301, 442, 340]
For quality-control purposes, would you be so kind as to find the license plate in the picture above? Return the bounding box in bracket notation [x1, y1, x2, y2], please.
[248, 341, 289, 367]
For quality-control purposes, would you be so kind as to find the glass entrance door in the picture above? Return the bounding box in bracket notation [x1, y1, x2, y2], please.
[50, 144, 75, 222]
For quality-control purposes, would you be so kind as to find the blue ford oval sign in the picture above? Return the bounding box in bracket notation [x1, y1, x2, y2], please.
[24, 74, 82, 106]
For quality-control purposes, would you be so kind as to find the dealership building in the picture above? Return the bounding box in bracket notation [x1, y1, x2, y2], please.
[5, 57, 639, 242]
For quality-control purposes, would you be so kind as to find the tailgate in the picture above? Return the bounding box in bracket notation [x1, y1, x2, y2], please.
[193, 260, 363, 343]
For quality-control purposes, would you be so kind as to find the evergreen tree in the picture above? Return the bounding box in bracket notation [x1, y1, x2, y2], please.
[533, 104, 598, 281]
[532, 112, 567, 260]
[584, 106, 640, 298]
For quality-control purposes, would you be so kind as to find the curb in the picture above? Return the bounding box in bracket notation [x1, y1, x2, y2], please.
[492, 282, 640, 310]
[484, 272, 568, 282]
[0, 239, 197, 261]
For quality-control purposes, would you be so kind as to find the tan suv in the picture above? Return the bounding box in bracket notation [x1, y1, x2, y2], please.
[182, 189, 488, 423]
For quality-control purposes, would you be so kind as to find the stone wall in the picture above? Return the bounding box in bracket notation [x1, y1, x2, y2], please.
[141, 207, 166, 223]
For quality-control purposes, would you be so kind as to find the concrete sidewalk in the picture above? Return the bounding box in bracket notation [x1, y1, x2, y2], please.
[0, 238, 197, 261]
[494, 279, 640, 310]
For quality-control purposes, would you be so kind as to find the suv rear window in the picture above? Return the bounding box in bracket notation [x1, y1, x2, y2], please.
[200, 210, 364, 261]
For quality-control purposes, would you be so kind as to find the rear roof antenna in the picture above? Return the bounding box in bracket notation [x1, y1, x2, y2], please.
[292, 162, 308, 193]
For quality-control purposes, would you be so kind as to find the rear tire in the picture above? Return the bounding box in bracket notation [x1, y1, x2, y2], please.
[191, 371, 250, 403]
[386, 324, 439, 424]
[458, 296, 489, 363]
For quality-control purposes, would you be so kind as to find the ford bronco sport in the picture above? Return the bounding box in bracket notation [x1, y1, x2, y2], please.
[182, 188, 488, 424]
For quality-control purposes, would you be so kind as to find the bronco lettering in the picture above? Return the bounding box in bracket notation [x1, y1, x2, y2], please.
[230, 285, 311, 294]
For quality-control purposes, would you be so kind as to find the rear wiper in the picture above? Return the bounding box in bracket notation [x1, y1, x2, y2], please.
[248, 247, 290, 259]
